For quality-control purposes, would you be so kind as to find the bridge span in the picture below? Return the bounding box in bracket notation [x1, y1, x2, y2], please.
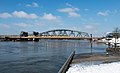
[0, 29, 103, 41]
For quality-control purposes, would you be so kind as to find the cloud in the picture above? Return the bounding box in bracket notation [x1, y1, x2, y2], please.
[97, 10, 120, 16]
[0, 23, 10, 28]
[0, 11, 39, 19]
[84, 9, 89, 11]
[58, 7, 79, 13]
[85, 25, 95, 30]
[35, 23, 45, 26]
[15, 23, 30, 27]
[68, 12, 80, 17]
[12, 11, 38, 19]
[66, 3, 74, 7]
[57, 3, 80, 17]
[26, 2, 39, 7]
[0, 12, 12, 18]
[42, 13, 58, 20]
[111, 9, 119, 14]
[83, 23, 100, 36]
[84, 23, 99, 30]
[97, 11, 109, 16]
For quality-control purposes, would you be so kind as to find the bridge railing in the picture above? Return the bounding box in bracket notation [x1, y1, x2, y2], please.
[0, 35, 19, 38]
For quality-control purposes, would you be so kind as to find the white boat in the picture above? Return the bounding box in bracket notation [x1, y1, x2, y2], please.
[101, 38, 120, 47]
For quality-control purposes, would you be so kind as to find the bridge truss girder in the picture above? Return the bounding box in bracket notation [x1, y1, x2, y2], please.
[39, 29, 89, 38]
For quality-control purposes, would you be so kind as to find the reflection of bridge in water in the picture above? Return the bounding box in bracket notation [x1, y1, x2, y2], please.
[0, 29, 102, 41]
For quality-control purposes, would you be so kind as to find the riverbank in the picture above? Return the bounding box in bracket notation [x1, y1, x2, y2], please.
[71, 53, 120, 64]
[67, 61, 120, 73]
[66, 53, 120, 73]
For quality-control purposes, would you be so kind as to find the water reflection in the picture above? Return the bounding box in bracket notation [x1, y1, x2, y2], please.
[0, 40, 107, 73]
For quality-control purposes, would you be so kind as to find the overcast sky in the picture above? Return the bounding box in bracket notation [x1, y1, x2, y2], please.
[0, 0, 120, 36]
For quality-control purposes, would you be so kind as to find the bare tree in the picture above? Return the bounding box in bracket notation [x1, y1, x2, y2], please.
[112, 27, 120, 37]
[112, 27, 120, 48]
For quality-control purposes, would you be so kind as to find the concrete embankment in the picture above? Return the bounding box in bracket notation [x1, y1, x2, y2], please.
[58, 52, 120, 73]
[71, 53, 120, 64]
[58, 51, 75, 73]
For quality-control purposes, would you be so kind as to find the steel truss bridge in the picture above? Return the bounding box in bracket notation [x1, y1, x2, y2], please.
[0, 29, 102, 41]
[39, 29, 89, 37]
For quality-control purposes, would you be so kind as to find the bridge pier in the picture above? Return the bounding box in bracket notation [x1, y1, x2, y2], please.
[33, 38, 39, 42]
[20, 38, 28, 41]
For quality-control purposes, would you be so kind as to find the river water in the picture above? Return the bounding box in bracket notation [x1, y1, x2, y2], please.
[0, 40, 107, 73]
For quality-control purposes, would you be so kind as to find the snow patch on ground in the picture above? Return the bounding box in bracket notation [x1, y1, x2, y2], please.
[66, 62, 120, 73]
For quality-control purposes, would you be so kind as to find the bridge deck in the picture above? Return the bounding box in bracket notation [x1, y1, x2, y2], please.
[0, 35, 103, 41]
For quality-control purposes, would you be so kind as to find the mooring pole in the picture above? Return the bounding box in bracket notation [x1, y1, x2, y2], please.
[90, 34, 93, 65]
[90, 34, 93, 55]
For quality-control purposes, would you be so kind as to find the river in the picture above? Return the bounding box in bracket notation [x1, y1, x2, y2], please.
[0, 40, 107, 73]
